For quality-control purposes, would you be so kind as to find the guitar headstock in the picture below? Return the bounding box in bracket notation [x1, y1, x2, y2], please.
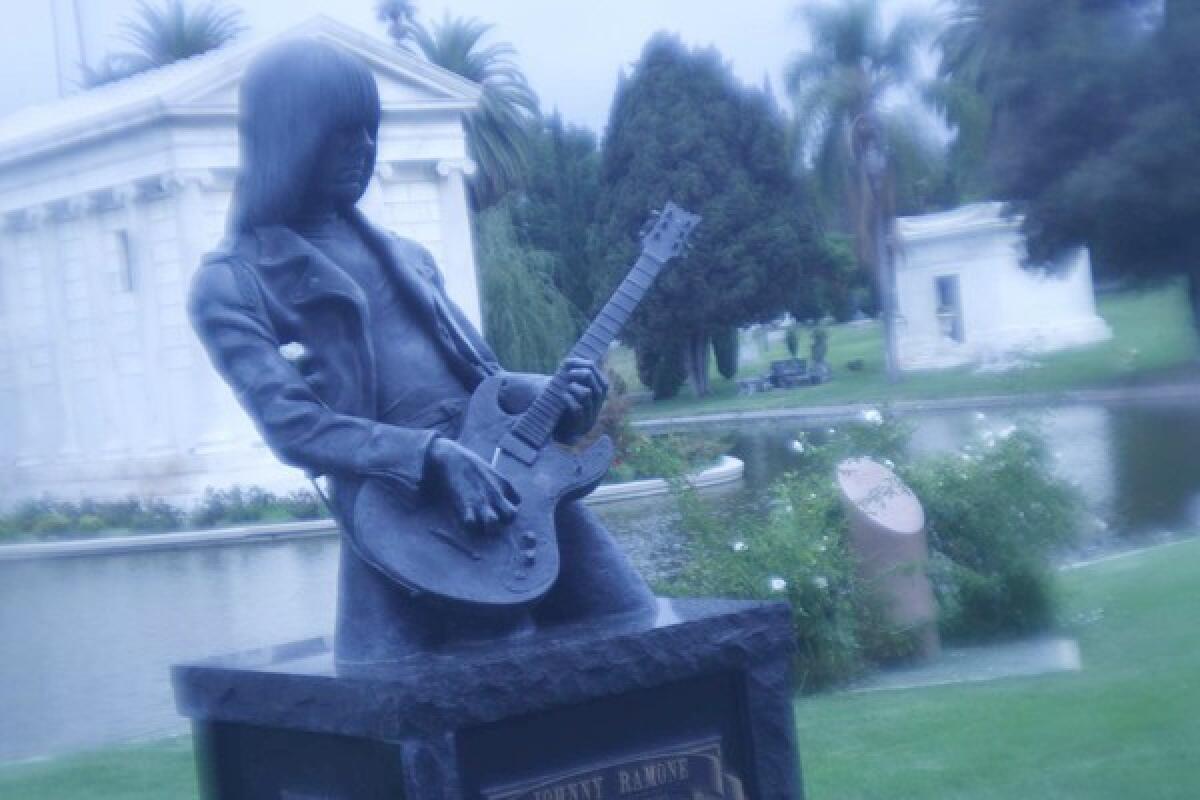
[640, 202, 701, 263]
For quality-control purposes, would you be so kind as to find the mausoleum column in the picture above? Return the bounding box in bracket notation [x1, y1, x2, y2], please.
[434, 158, 482, 330]
[1, 215, 40, 470]
[31, 202, 84, 462]
[119, 181, 174, 457]
[74, 193, 126, 457]
[163, 169, 230, 456]
[55, 194, 97, 461]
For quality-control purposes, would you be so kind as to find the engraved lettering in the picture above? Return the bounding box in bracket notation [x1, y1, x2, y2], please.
[614, 757, 691, 795]
[483, 738, 736, 800]
[531, 775, 604, 800]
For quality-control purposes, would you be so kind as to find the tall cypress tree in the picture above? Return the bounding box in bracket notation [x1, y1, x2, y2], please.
[593, 34, 830, 397]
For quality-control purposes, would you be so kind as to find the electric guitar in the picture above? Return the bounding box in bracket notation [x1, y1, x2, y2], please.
[350, 202, 701, 608]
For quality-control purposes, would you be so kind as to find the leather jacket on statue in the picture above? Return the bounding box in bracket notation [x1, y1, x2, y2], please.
[188, 208, 499, 524]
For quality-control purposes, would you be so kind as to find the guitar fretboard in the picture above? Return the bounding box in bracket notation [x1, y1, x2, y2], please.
[508, 252, 666, 450]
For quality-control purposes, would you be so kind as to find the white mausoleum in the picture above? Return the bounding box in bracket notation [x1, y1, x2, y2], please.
[894, 202, 1111, 371]
[0, 16, 483, 508]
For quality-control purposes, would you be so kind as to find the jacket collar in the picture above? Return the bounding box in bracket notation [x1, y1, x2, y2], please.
[249, 208, 437, 322]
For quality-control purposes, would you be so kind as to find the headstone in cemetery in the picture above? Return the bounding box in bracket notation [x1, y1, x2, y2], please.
[769, 358, 810, 389]
[173, 37, 802, 798]
[836, 457, 940, 659]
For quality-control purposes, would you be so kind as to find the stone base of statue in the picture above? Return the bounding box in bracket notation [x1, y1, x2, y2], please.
[172, 598, 802, 799]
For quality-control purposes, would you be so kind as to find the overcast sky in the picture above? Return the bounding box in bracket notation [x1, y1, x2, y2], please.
[1, 0, 937, 135]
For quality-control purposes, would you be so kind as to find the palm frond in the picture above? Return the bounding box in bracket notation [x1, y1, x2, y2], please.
[413, 14, 540, 208]
[116, 0, 244, 69]
[376, 0, 418, 47]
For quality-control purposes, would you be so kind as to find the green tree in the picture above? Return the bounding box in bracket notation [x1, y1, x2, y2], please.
[941, 0, 1200, 332]
[787, 0, 935, 380]
[474, 202, 577, 373]
[83, 0, 245, 87]
[595, 34, 829, 398]
[712, 326, 739, 380]
[389, 14, 540, 209]
[510, 113, 603, 324]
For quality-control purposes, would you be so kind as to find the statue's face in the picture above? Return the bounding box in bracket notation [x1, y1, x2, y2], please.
[307, 124, 377, 212]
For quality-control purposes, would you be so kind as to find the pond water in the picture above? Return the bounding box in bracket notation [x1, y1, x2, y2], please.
[1, 398, 1198, 763]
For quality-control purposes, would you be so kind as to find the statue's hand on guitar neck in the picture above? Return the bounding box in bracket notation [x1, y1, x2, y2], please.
[424, 357, 607, 534]
[426, 437, 520, 533]
[498, 357, 609, 444]
[552, 357, 609, 443]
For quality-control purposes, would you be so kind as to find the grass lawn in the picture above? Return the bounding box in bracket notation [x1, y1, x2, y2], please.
[796, 537, 1200, 799]
[0, 736, 197, 800]
[613, 281, 1199, 420]
[3, 538, 1196, 798]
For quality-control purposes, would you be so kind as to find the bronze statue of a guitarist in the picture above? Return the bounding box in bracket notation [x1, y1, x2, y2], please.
[189, 39, 695, 666]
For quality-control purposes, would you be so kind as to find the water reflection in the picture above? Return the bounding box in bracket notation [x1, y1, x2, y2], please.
[0, 539, 338, 762]
[0, 399, 1197, 762]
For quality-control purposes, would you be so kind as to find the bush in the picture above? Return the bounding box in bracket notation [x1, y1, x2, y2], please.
[0, 487, 326, 542]
[593, 380, 729, 484]
[662, 412, 1083, 686]
[190, 486, 284, 528]
[278, 489, 324, 521]
[662, 471, 913, 690]
[0, 495, 186, 541]
[901, 425, 1081, 640]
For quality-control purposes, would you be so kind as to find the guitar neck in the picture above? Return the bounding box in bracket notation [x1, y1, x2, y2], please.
[509, 252, 667, 450]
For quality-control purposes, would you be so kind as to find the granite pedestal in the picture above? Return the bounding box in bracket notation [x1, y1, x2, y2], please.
[172, 598, 803, 799]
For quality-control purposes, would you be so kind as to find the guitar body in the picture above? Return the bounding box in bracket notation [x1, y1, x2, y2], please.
[349, 373, 614, 609]
[347, 201, 699, 610]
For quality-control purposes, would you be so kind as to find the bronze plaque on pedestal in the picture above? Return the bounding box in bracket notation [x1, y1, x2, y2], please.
[483, 737, 745, 800]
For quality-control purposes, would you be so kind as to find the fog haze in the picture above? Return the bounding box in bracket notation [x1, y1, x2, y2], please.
[2, 0, 935, 134]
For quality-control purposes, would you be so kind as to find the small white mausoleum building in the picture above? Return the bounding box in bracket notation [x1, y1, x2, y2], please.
[0, 16, 483, 508]
[894, 202, 1111, 371]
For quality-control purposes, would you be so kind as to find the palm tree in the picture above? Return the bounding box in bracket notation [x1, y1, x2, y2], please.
[375, 0, 418, 50]
[82, 0, 245, 87]
[925, 1, 995, 203]
[787, 0, 932, 380]
[400, 15, 540, 209]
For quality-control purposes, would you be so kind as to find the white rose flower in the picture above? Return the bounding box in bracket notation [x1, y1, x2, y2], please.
[768, 577, 788, 592]
[731, 540, 748, 552]
[789, 439, 805, 454]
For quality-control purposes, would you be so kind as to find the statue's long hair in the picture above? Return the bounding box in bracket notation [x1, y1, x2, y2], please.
[228, 39, 381, 234]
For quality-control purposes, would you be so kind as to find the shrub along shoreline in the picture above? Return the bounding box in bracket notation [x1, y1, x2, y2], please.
[658, 412, 1083, 690]
[0, 436, 729, 546]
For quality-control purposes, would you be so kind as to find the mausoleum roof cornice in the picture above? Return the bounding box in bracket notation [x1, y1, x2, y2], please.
[896, 202, 1022, 244]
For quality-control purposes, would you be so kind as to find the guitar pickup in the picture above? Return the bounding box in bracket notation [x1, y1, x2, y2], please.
[498, 432, 539, 466]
